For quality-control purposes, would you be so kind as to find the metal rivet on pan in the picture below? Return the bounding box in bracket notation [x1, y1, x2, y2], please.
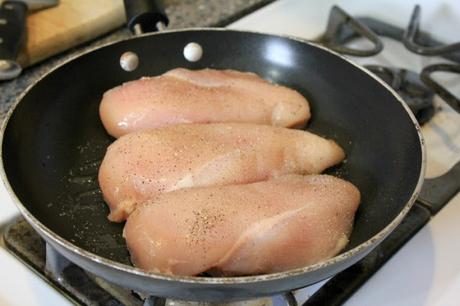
[0, 19, 7, 25]
[120, 51, 139, 72]
[0, 38, 3, 44]
[183, 42, 203, 62]
[0, 60, 22, 80]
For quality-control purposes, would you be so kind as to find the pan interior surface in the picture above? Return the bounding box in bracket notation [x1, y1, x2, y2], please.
[2, 30, 422, 274]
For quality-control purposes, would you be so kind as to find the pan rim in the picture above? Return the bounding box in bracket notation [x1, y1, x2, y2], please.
[0, 27, 426, 285]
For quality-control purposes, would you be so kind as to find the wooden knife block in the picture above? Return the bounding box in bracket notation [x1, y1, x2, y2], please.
[17, 0, 126, 67]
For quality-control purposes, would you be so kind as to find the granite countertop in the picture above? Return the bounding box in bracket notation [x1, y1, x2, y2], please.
[0, 0, 272, 120]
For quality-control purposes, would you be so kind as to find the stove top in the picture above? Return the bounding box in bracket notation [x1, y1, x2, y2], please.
[1, 1, 460, 305]
[230, 1, 460, 305]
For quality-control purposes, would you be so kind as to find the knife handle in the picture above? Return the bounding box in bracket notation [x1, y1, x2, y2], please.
[0, 1, 26, 80]
[124, 0, 169, 34]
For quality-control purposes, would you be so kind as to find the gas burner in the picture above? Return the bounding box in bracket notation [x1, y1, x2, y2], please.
[364, 65, 435, 124]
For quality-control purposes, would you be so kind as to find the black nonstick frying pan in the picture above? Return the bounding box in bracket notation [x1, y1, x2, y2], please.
[0, 1, 424, 302]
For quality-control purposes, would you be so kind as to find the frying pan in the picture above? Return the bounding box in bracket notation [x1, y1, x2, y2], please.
[0, 1, 424, 302]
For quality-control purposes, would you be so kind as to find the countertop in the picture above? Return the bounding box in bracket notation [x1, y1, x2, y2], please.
[0, 0, 272, 120]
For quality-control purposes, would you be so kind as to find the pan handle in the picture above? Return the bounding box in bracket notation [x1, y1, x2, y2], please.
[123, 0, 169, 35]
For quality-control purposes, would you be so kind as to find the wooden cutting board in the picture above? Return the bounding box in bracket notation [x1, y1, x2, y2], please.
[15, 0, 126, 67]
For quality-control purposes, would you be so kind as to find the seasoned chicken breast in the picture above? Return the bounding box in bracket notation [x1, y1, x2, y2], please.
[124, 174, 360, 276]
[98, 123, 345, 222]
[100, 68, 310, 137]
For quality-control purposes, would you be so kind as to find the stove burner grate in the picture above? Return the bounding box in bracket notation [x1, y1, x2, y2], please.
[421, 64, 460, 113]
[403, 5, 460, 58]
[319, 5, 460, 123]
[364, 65, 435, 125]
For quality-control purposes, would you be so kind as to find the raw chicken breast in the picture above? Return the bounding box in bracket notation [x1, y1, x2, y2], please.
[98, 123, 345, 222]
[124, 174, 360, 276]
[100, 68, 310, 138]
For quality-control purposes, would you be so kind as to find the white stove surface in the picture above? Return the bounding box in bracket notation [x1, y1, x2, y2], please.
[0, 1, 459, 305]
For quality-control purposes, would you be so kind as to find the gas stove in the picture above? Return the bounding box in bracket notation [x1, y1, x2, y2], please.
[1, 1, 460, 305]
[229, 1, 460, 305]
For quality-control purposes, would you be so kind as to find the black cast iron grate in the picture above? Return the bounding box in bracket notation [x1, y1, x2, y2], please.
[320, 5, 460, 122]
